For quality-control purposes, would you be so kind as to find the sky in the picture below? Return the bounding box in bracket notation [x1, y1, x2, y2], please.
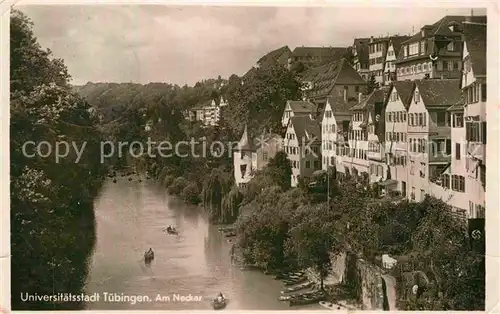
[16, 4, 486, 86]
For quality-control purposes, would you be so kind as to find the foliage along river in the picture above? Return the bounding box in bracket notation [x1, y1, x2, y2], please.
[84, 177, 322, 310]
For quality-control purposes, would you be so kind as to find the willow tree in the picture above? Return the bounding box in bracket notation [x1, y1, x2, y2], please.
[202, 167, 233, 223]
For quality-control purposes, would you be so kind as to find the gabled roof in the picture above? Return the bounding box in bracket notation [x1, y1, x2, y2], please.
[302, 59, 366, 99]
[326, 95, 358, 115]
[414, 79, 462, 108]
[287, 100, 317, 114]
[292, 47, 348, 60]
[236, 125, 255, 151]
[289, 116, 321, 142]
[463, 22, 487, 76]
[257, 46, 292, 68]
[389, 36, 411, 58]
[350, 88, 387, 111]
[391, 81, 415, 109]
[401, 15, 487, 45]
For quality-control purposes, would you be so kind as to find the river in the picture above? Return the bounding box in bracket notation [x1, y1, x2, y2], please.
[84, 177, 322, 310]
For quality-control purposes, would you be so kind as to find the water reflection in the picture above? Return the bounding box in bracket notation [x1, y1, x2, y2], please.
[85, 178, 321, 310]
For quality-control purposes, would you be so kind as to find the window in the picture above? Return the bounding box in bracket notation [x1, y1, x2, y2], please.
[453, 113, 464, 128]
[455, 143, 461, 160]
[446, 139, 451, 155]
[263, 152, 268, 161]
[355, 86, 360, 93]
[454, 61, 460, 70]
[409, 43, 419, 55]
[403, 112, 407, 122]
[314, 160, 320, 169]
[420, 41, 425, 54]
[466, 121, 484, 143]
[411, 186, 415, 200]
[436, 112, 447, 126]
[420, 189, 425, 200]
[442, 174, 450, 188]
[410, 160, 415, 175]
[442, 61, 448, 70]
[305, 161, 310, 168]
[451, 175, 465, 192]
[481, 83, 487, 101]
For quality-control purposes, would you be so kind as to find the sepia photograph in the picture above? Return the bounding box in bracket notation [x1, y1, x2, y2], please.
[4, 1, 493, 311]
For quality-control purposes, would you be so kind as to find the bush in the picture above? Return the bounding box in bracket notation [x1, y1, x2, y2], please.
[168, 176, 187, 195]
[163, 174, 175, 187]
[182, 182, 201, 204]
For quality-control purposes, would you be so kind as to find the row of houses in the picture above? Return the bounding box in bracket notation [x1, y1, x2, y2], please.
[351, 14, 487, 85]
[186, 97, 228, 126]
[232, 14, 486, 220]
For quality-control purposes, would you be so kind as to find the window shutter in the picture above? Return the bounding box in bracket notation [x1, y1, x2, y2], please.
[482, 122, 487, 144]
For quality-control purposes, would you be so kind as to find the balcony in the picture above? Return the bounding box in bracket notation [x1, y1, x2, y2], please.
[367, 150, 383, 161]
[467, 142, 485, 162]
[429, 153, 450, 164]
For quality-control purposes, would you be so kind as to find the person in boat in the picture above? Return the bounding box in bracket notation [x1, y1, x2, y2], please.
[216, 292, 225, 302]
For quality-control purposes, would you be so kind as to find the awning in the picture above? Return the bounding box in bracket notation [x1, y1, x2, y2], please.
[378, 179, 398, 187]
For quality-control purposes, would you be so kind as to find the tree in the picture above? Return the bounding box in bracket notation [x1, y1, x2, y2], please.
[286, 204, 344, 290]
[10, 10, 105, 310]
[367, 74, 380, 94]
[263, 151, 292, 191]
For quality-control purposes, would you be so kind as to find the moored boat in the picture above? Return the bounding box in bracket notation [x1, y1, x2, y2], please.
[281, 281, 314, 294]
[288, 290, 326, 306]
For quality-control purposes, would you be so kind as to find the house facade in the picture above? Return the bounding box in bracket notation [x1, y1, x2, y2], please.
[301, 59, 367, 110]
[233, 126, 283, 188]
[284, 116, 322, 187]
[281, 100, 318, 128]
[368, 35, 410, 85]
[462, 21, 487, 218]
[383, 37, 409, 85]
[321, 96, 356, 171]
[384, 81, 415, 197]
[351, 38, 370, 81]
[395, 15, 486, 81]
[188, 97, 228, 126]
[406, 79, 461, 202]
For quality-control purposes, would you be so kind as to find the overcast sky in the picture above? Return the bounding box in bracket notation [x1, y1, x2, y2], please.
[16, 4, 486, 86]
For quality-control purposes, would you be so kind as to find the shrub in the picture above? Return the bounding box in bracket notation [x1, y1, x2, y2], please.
[182, 182, 201, 204]
[168, 176, 187, 195]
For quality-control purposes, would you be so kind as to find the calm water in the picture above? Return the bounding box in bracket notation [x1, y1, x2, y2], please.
[85, 177, 322, 310]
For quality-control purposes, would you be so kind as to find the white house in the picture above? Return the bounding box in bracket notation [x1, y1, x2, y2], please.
[281, 100, 317, 128]
[462, 21, 487, 219]
[384, 81, 414, 197]
[321, 95, 356, 171]
[233, 125, 284, 188]
[284, 115, 322, 187]
[407, 79, 461, 202]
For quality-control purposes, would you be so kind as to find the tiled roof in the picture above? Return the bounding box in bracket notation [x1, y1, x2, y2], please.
[236, 125, 255, 151]
[415, 79, 462, 108]
[288, 100, 317, 114]
[401, 15, 487, 45]
[303, 59, 365, 99]
[463, 22, 487, 76]
[392, 81, 415, 109]
[289, 116, 321, 142]
[326, 95, 358, 114]
[389, 36, 411, 58]
[292, 47, 348, 60]
[350, 88, 387, 111]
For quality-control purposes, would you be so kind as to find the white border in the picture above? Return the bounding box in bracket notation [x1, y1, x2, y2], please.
[1, 0, 499, 313]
